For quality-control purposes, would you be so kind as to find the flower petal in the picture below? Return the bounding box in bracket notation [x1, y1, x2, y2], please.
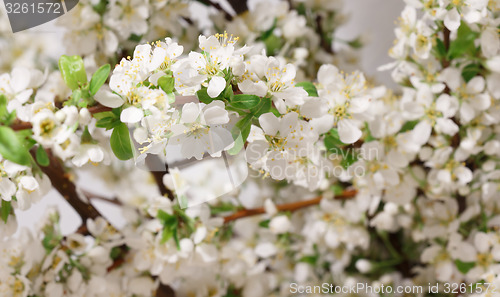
[120, 106, 143, 123]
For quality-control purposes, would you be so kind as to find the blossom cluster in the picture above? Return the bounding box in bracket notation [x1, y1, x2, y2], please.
[0, 0, 499, 297]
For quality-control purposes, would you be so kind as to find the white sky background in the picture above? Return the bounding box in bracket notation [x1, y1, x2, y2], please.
[9, 0, 405, 235]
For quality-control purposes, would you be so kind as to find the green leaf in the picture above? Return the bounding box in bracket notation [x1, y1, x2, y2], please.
[341, 151, 358, 169]
[36, 146, 50, 167]
[447, 22, 479, 60]
[264, 34, 284, 56]
[157, 209, 177, 226]
[230, 94, 260, 109]
[0, 95, 10, 123]
[92, 111, 115, 120]
[228, 114, 253, 155]
[347, 37, 363, 49]
[196, 88, 214, 104]
[461, 63, 482, 82]
[324, 129, 345, 152]
[259, 219, 270, 228]
[89, 64, 110, 96]
[158, 75, 175, 94]
[173, 225, 180, 250]
[110, 247, 121, 259]
[160, 226, 174, 244]
[296, 82, 318, 97]
[210, 203, 236, 215]
[330, 184, 344, 196]
[81, 126, 94, 144]
[58, 55, 87, 90]
[110, 123, 134, 160]
[434, 38, 447, 59]
[95, 117, 121, 130]
[259, 18, 277, 41]
[1, 200, 11, 223]
[399, 120, 419, 133]
[299, 255, 318, 265]
[455, 259, 475, 274]
[250, 97, 271, 117]
[0, 126, 31, 166]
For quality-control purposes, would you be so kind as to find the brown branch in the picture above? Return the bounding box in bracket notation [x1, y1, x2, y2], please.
[223, 189, 357, 223]
[87, 104, 112, 114]
[198, 0, 233, 20]
[227, 0, 248, 15]
[442, 27, 451, 95]
[316, 15, 334, 54]
[33, 149, 101, 221]
[144, 154, 175, 200]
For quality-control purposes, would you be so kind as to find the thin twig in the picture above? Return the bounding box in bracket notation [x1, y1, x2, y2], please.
[80, 189, 123, 206]
[316, 15, 334, 54]
[223, 189, 357, 223]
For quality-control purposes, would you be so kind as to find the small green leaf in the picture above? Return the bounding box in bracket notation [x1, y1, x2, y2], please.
[455, 259, 475, 274]
[461, 63, 482, 82]
[95, 117, 121, 130]
[230, 94, 260, 109]
[341, 151, 358, 169]
[58, 55, 87, 90]
[259, 219, 270, 228]
[110, 123, 134, 160]
[324, 129, 345, 151]
[160, 227, 174, 244]
[81, 126, 94, 144]
[196, 88, 214, 104]
[250, 97, 271, 117]
[36, 146, 50, 167]
[447, 22, 479, 60]
[89, 64, 110, 96]
[173, 225, 180, 250]
[299, 255, 318, 265]
[330, 184, 344, 196]
[157, 209, 177, 226]
[229, 114, 252, 155]
[92, 111, 115, 120]
[296, 82, 318, 97]
[347, 37, 363, 49]
[399, 120, 419, 133]
[1, 200, 11, 223]
[434, 38, 447, 59]
[110, 247, 121, 259]
[0, 126, 31, 166]
[264, 34, 284, 56]
[158, 75, 175, 94]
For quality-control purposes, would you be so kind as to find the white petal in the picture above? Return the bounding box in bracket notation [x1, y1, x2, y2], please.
[11, 67, 31, 93]
[88, 147, 104, 163]
[338, 119, 362, 144]
[149, 47, 167, 71]
[94, 88, 124, 108]
[255, 242, 277, 258]
[181, 102, 200, 123]
[207, 76, 226, 98]
[444, 8, 461, 31]
[259, 113, 279, 136]
[0, 179, 16, 201]
[203, 101, 229, 125]
[20, 176, 39, 192]
[120, 106, 143, 123]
